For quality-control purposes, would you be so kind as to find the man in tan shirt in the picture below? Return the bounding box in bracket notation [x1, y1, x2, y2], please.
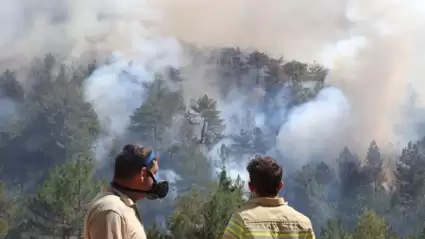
[84, 144, 169, 239]
[222, 155, 315, 239]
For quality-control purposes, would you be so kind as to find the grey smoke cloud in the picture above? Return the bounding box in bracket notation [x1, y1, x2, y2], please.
[83, 37, 185, 160]
[155, 0, 425, 161]
[152, 0, 351, 62]
[0, 0, 162, 70]
[159, 0, 425, 176]
[1, 0, 425, 178]
[276, 87, 351, 167]
[0, 98, 18, 129]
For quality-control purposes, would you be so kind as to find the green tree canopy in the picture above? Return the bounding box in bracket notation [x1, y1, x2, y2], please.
[24, 155, 102, 238]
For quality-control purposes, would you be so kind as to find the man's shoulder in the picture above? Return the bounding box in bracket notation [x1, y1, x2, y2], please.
[235, 199, 313, 226]
[280, 204, 313, 225]
[87, 191, 129, 217]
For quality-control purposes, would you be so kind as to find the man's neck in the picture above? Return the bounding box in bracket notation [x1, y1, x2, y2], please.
[111, 180, 143, 201]
[251, 194, 280, 199]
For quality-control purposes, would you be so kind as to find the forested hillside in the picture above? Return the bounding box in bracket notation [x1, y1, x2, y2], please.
[0, 47, 424, 239]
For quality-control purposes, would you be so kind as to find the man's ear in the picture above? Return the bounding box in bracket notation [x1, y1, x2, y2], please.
[248, 182, 254, 192]
[140, 167, 147, 180]
[278, 181, 284, 191]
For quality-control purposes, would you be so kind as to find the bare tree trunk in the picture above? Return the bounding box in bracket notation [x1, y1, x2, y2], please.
[199, 118, 206, 144]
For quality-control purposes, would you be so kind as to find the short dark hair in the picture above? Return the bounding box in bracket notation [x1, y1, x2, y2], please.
[113, 144, 155, 180]
[247, 155, 283, 197]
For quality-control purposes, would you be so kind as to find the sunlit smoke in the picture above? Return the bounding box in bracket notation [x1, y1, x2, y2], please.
[151, 0, 351, 62]
[0, 0, 162, 70]
[208, 138, 251, 188]
[83, 37, 185, 160]
[1, 0, 425, 184]
[194, 0, 425, 173]
[276, 87, 351, 167]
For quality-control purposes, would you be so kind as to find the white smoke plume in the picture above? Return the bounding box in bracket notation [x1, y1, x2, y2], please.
[2, 0, 425, 180]
[154, 0, 425, 163]
[277, 87, 351, 167]
[0, 0, 162, 70]
[151, 0, 351, 62]
[83, 37, 185, 160]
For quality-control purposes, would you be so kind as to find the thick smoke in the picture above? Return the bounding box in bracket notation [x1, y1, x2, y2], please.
[0, 98, 18, 129]
[2, 0, 425, 182]
[0, 0, 162, 70]
[152, 0, 425, 161]
[277, 87, 351, 167]
[83, 37, 185, 160]
[152, 0, 351, 62]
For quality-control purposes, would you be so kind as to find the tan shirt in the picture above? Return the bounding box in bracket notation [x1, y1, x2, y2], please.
[83, 186, 147, 239]
[222, 197, 315, 239]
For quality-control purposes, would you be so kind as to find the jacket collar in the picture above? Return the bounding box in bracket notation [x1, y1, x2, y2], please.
[247, 197, 287, 206]
[105, 185, 136, 207]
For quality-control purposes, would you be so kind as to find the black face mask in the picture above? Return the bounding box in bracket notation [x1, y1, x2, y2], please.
[111, 171, 169, 200]
[143, 171, 169, 200]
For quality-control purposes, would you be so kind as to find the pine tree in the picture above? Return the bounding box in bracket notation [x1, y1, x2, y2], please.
[0, 181, 20, 238]
[337, 146, 366, 196]
[190, 94, 224, 147]
[392, 139, 425, 235]
[364, 141, 386, 192]
[150, 169, 245, 239]
[394, 140, 425, 207]
[130, 79, 185, 147]
[287, 162, 336, 230]
[24, 156, 102, 238]
[337, 147, 367, 228]
[320, 219, 352, 239]
[0, 56, 100, 185]
[0, 70, 24, 101]
[352, 208, 390, 239]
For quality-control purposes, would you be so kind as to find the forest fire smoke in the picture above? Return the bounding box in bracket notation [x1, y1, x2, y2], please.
[1, 0, 425, 168]
[152, 0, 425, 161]
[1, 0, 425, 236]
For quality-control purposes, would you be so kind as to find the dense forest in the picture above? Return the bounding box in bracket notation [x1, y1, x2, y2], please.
[0, 47, 424, 239]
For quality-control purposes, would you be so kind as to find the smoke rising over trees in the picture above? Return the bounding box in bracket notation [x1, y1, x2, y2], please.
[1, 0, 425, 238]
[0, 49, 425, 238]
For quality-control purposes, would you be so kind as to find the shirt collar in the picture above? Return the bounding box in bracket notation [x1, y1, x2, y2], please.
[105, 185, 136, 207]
[247, 197, 287, 206]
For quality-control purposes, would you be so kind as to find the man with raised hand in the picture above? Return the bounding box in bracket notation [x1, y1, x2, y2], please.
[222, 155, 315, 239]
[84, 144, 169, 239]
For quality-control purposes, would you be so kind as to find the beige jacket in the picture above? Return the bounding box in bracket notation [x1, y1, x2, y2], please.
[222, 197, 315, 239]
[83, 186, 147, 239]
